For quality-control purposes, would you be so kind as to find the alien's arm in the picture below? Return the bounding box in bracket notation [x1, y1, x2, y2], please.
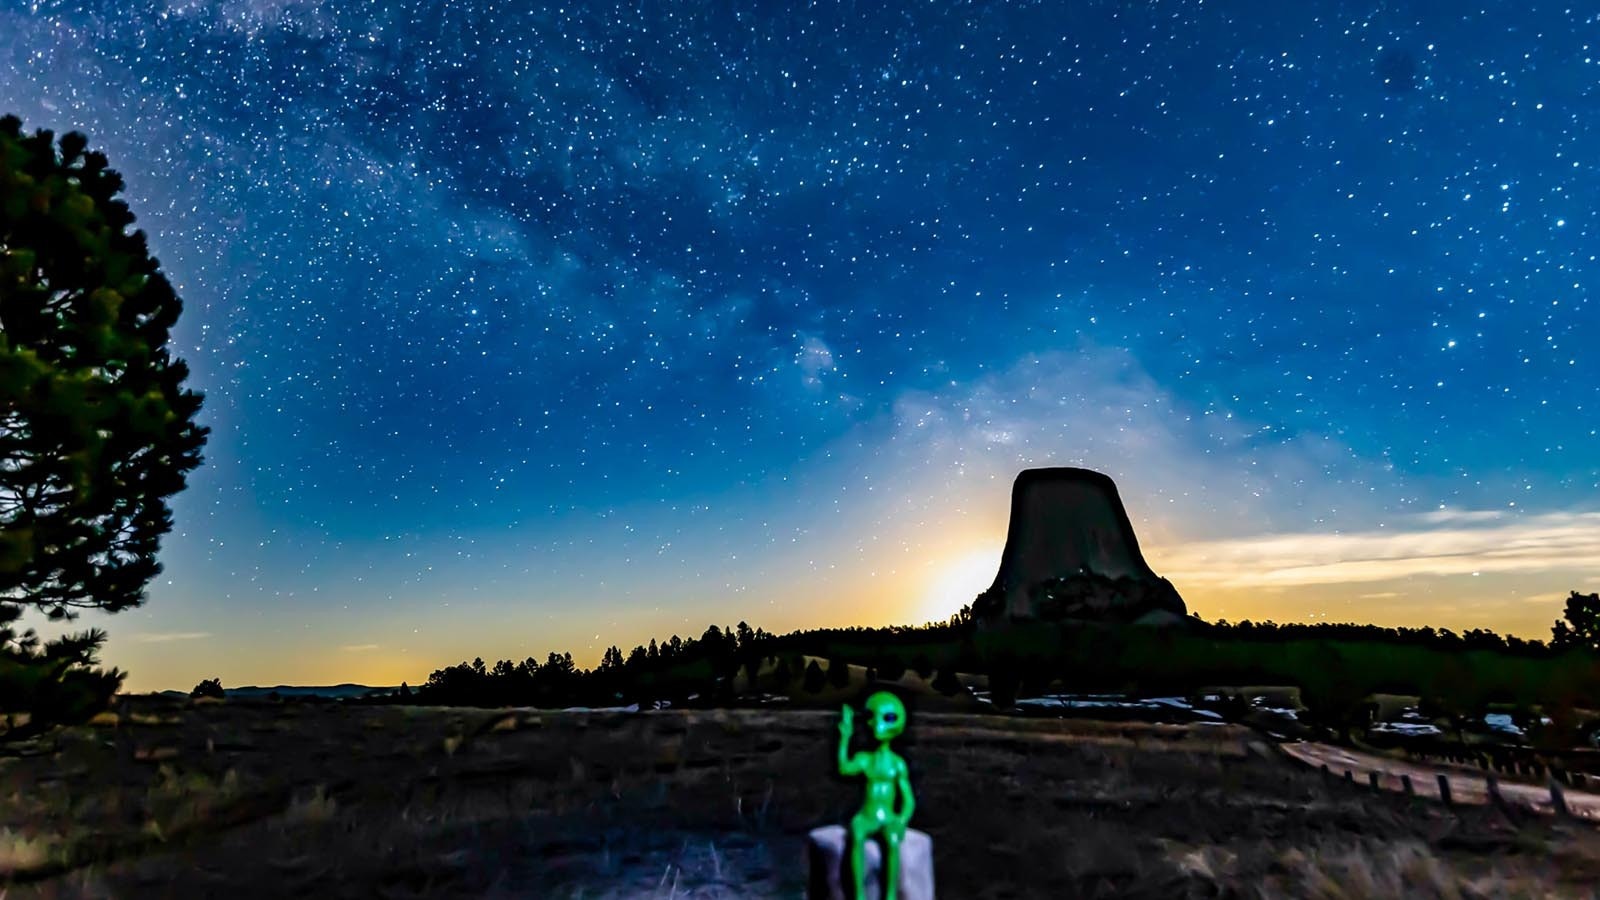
[896, 768, 915, 825]
[837, 740, 862, 775]
[837, 706, 863, 775]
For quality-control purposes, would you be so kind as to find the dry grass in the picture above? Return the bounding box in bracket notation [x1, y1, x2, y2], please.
[283, 786, 337, 825]
[0, 828, 56, 875]
[0, 698, 1597, 898]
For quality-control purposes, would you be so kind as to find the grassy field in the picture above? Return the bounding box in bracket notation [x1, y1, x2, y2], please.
[2, 695, 1599, 898]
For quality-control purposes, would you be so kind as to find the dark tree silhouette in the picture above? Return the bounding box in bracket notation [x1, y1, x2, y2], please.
[988, 660, 1020, 710]
[1, 602, 122, 732]
[1551, 591, 1600, 651]
[827, 656, 851, 689]
[1298, 645, 1376, 744]
[876, 656, 907, 682]
[0, 116, 209, 623]
[931, 668, 962, 697]
[190, 677, 224, 699]
[802, 659, 826, 694]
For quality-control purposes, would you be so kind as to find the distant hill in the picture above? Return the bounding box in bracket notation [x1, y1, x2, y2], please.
[145, 684, 400, 700]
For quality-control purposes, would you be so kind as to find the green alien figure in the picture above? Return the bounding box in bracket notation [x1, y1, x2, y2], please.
[837, 691, 915, 900]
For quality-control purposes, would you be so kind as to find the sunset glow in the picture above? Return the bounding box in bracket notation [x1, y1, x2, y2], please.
[917, 544, 1005, 626]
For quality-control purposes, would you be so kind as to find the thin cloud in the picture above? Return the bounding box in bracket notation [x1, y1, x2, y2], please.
[125, 631, 211, 643]
[796, 334, 837, 388]
[339, 643, 380, 652]
[1160, 511, 1600, 588]
[1413, 509, 1507, 525]
[834, 344, 1393, 544]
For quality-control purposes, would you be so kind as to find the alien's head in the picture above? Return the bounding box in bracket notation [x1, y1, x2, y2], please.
[863, 691, 907, 743]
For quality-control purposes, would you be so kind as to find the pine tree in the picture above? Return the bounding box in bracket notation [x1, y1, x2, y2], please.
[1, 117, 209, 622]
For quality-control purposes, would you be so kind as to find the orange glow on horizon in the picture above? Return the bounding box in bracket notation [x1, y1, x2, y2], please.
[915, 542, 1004, 625]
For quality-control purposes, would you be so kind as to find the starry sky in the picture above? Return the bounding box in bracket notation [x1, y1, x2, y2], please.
[4, 0, 1598, 691]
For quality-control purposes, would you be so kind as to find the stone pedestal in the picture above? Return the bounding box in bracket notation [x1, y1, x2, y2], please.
[807, 825, 934, 900]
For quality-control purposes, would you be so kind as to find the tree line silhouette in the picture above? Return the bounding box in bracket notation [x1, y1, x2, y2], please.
[406, 622, 780, 708]
[330, 592, 1600, 712]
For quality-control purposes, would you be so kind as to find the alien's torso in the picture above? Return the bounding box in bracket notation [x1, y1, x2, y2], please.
[855, 748, 907, 824]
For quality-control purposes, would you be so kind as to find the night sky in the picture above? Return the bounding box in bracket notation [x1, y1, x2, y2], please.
[5, 1, 1597, 691]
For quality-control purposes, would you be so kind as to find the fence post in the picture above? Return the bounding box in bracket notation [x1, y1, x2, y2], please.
[1368, 771, 1380, 790]
[1486, 772, 1511, 816]
[1550, 777, 1572, 819]
[1401, 774, 1415, 797]
[1437, 773, 1453, 807]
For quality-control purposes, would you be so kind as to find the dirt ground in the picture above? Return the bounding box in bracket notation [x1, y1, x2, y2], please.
[3, 695, 1599, 898]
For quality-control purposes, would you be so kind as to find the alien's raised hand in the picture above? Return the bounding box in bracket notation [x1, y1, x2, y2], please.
[839, 703, 854, 738]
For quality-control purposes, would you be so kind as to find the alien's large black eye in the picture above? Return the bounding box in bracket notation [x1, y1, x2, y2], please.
[884, 712, 898, 723]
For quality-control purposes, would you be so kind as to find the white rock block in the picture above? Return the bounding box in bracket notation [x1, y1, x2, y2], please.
[806, 824, 934, 900]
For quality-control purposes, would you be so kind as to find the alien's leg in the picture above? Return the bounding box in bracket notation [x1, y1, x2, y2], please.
[881, 820, 904, 900]
[848, 813, 873, 900]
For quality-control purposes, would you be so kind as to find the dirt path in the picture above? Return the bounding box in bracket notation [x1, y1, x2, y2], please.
[1282, 741, 1600, 822]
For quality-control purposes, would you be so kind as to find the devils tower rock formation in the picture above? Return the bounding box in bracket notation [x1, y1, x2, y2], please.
[973, 467, 1186, 626]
